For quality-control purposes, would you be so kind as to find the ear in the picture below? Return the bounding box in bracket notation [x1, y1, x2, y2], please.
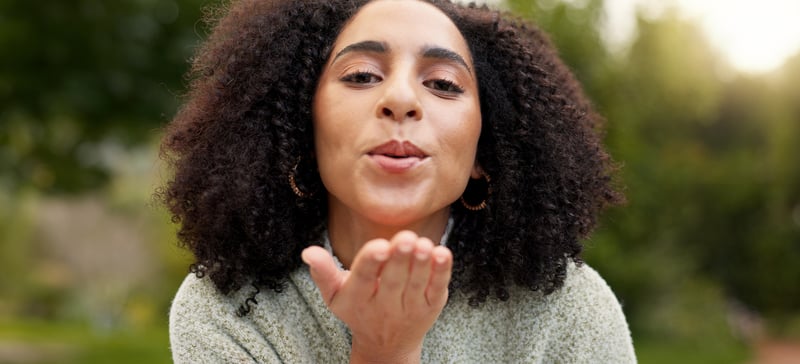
[470, 162, 483, 179]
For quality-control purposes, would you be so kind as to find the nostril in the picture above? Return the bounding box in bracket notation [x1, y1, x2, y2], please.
[407, 110, 416, 118]
[382, 108, 392, 117]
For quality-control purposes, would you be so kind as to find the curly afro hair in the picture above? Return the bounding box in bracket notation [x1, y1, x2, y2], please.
[158, 0, 622, 308]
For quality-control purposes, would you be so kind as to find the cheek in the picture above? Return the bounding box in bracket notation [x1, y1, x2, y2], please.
[313, 117, 341, 176]
[312, 87, 340, 152]
[312, 89, 358, 180]
[312, 120, 342, 194]
[432, 110, 481, 190]
[314, 109, 353, 155]
[444, 106, 482, 159]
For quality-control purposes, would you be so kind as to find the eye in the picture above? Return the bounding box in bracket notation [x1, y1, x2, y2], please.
[340, 71, 382, 85]
[424, 78, 465, 94]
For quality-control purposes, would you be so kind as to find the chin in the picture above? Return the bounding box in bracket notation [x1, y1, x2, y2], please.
[360, 199, 443, 228]
[365, 207, 424, 227]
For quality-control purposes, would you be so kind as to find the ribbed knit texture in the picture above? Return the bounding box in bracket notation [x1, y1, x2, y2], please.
[169, 261, 636, 363]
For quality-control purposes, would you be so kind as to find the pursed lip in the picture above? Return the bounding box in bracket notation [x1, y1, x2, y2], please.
[366, 140, 429, 173]
[367, 140, 428, 159]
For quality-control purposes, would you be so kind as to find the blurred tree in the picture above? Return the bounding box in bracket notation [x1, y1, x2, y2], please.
[503, 0, 800, 339]
[504, 0, 611, 100]
[591, 11, 727, 324]
[694, 69, 800, 319]
[595, 9, 800, 329]
[0, 0, 207, 193]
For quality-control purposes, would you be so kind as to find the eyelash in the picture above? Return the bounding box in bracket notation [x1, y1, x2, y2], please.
[339, 71, 465, 95]
[424, 78, 464, 94]
[340, 71, 382, 84]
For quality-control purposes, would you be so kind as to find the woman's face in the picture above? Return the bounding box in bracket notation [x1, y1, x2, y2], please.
[313, 0, 481, 227]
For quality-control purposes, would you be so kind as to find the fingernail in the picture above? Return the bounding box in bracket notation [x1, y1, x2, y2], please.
[416, 251, 428, 261]
[375, 251, 388, 261]
[434, 255, 446, 264]
[398, 242, 413, 254]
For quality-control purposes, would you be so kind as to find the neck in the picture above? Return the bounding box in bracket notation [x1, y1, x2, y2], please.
[326, 205, 450, 269]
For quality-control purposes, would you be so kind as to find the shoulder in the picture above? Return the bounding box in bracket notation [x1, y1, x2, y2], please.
[169, 270, 351, 363]
[170, 274, 223, 334]
[558, 261, 625, 308]
[424, 261, 635, 362]
[540, 261, 637, 363]
[168, 274, 259, 363]
[171, 273, 227, 313]
[169, 274, 290, 363]
[550, 262, 633, 337]
[170, 273, 244, 327]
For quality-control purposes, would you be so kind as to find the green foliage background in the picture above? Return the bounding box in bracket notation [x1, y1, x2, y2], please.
[2, 0, 799, 362]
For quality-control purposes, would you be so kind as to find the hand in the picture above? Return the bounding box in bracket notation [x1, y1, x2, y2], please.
[301, 230, 453, 364]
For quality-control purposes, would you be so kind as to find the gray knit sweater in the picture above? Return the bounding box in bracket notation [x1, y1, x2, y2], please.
[169, 261, 636, 363]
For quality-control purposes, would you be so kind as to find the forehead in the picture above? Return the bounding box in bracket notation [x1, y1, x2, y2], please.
[332, 0, 470, 60]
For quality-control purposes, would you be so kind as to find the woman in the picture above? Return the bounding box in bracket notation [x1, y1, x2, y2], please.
[162, 0, 635, 362]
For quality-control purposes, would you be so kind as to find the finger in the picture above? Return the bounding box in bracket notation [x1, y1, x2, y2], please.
[302, 246, 346, 305]
[402, 237, 434, 310]
[375, 230, 417, 311]
[340, 238, 390, 301]
[425, 246, 453, 309]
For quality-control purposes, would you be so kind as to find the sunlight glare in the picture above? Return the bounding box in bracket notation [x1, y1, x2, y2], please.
[603, 0, 800, 73]
[677, 0, 800, 73]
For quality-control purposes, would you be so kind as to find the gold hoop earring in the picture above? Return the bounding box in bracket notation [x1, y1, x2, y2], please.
[288, 159, 315, 198]
[460, 171, 491, 211]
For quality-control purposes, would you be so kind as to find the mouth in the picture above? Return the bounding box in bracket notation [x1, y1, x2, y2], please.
[367, 140, 428, 173]
[367, 140, 428, 159]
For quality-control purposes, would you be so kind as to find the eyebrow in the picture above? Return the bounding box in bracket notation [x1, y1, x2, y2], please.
[332, 40, 388, 64]
[331, 40, 473, 75]
[421, 45, 472, 74]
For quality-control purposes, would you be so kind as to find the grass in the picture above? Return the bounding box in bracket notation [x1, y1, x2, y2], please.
[0, 319, 171, 364]
[635, 337, 752, 364]
[1, 318, 755, 363]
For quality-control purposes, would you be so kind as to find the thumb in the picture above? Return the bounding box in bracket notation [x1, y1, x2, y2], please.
[301, 245, 346, 305]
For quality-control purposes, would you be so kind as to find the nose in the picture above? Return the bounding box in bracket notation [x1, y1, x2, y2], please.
[376, 74, 423, 122]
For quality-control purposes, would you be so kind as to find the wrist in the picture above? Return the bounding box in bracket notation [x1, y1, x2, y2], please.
[349, 340, 422, 364]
